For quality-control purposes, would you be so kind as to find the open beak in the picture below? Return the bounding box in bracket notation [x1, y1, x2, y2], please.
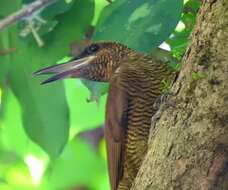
[33, 56, 95, 84]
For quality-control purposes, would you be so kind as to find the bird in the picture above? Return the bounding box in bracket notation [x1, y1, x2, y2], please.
[34, 41, 176, 190]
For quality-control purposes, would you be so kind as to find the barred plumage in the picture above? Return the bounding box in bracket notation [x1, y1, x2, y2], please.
[34, 41, 176, 190]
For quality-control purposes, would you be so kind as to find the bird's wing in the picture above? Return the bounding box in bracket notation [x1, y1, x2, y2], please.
[105, 76, 128, 190]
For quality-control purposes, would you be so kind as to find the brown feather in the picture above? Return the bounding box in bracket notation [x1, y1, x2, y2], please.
[34, 42, 177, 190]
[105, 75, 128, 190]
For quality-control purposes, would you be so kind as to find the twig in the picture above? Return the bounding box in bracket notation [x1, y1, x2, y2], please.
[0, 0, 57, 31]
[28, 20, 44, 47]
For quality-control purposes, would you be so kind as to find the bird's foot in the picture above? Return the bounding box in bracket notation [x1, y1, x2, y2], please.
[150, 93, 169, 131]
[150, 92, 175, 134]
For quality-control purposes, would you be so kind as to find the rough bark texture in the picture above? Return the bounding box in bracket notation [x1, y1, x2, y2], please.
[132, 0, 228, 190]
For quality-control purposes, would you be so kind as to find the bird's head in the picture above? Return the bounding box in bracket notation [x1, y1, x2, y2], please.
[34, 42, 132, 84]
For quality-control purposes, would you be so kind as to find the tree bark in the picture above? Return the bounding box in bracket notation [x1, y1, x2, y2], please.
[132, 0, 228, 190]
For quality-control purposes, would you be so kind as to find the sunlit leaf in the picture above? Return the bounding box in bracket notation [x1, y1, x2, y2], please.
[0, 89, 28, 157]
[4, 0, 94, 158]
[93, 0, 183, 52]
[92, 0, 109, 25]
[88, 0, 183, 101]
[64, 80, 106, 131]
[46, 139, 109, 190]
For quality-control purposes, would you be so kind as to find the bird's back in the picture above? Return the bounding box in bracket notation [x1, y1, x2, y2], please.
[105, 53, 176, 190]
[34, 41, 176, 190]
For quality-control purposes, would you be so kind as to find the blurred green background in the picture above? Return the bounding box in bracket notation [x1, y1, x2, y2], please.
[0, 0, 199, 189]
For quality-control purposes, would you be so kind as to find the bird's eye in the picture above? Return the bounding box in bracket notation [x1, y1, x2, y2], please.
[87, 44, 100, 54]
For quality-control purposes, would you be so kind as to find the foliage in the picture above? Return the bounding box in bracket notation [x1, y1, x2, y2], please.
[0, 0, 199, 189]
[93, 0, 183, 52]
[191, 71, 207, 80]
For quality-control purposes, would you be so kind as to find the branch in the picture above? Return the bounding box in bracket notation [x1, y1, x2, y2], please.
[0, 0, 57, 31]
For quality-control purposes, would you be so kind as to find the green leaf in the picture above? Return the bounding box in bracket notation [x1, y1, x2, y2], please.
[0, 30, 11, 85]
[88, 0, 183, 102]
[19, 0, 77, 42]
[0, 0, 20, 85]
[3, 0, 94, 158]
[46, 138, 109, 190]
[92, 0, 109, 25]
[81, 80, 109, 103]
[65, 80, 106, 131]
[184, 0, 200, 13]
[0, 88, 28, 157]
[0, 87, 49, 160]
[167, 1, 199, 59]
[93, 0, 183, 53]
[0, 0, 19, 16]
[41, 0, 76, 20]
[22, 0, 76, 20]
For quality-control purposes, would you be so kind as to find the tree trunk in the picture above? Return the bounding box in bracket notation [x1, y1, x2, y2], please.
[132, 0, 228, 190]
